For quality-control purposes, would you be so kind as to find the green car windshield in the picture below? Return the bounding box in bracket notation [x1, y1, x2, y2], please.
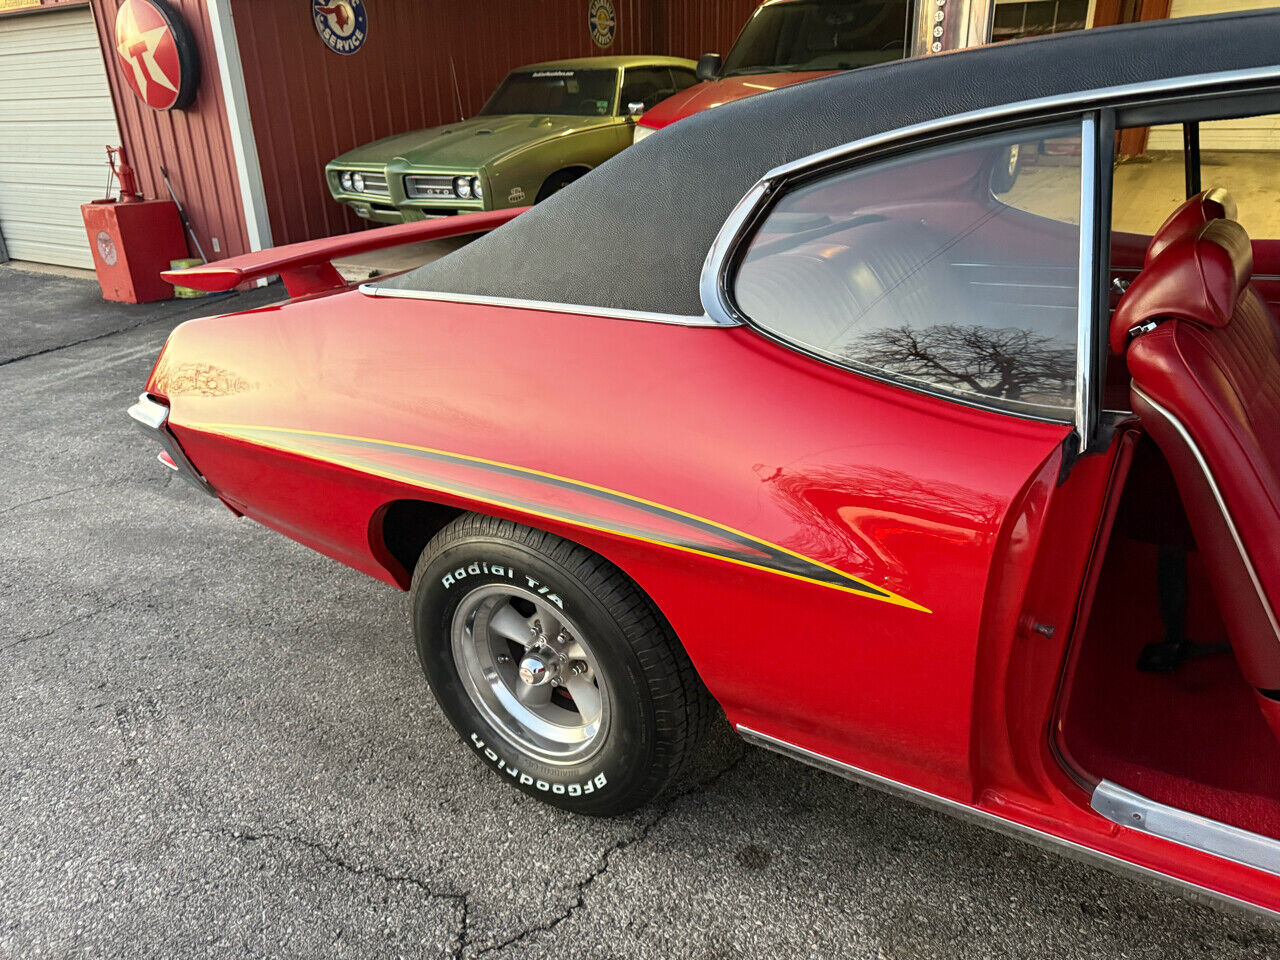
[479, 69, 618, 117]
[721, 0, 909, 77]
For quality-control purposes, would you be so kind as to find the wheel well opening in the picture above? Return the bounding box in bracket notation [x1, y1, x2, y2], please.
[536, 166, 591, 202]
[373, 499, 465, 588]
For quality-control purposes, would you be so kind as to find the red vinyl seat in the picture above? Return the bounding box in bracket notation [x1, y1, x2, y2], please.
[1143, 186, 1236, 266]
[1104, 188, 1237, 411]
[1112, 217, 1280, 739]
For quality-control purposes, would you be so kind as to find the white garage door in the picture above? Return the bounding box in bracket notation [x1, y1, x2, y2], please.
[1147, 0, 1280, 151]
[0, 7, 120, 269]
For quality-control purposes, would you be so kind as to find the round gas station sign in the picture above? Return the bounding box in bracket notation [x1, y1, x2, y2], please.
[313, 0, 369, 56]
[113, 0, 200, 111]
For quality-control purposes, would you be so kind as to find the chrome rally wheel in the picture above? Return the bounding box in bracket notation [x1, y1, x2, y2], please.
[451, 583, 609, 765]
[411, 513, 712, 815]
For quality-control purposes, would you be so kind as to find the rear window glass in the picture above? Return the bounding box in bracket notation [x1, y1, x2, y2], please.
[730, 124, 1083, 420]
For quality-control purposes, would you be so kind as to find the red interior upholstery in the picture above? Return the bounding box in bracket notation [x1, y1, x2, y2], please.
[1113, 217, 1280, 735]
[1143, 186, 1236, 267]
[1111, 219, 1252, 354]
[1103, 189, 1238, 411]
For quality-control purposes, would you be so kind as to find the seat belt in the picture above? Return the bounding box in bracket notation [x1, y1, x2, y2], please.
[1137, 545, 1229, 673]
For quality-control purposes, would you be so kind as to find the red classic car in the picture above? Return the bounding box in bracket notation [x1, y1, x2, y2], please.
[133, 12, 1280, 920]
[632, 0, 911, 142]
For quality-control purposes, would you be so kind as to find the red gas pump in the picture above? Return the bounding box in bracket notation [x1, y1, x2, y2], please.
[81, 145, 188, 303]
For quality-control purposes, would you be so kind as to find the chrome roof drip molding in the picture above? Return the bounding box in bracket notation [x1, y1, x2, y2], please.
[358, 283, 732, 328]
[699, 64, 1280, 324]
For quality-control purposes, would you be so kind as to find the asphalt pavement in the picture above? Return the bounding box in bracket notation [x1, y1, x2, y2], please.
[2, 263, 1279, 959]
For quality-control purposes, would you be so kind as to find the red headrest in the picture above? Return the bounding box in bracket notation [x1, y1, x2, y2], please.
[1111, 218, 1253, 355]
[1145, 187, 1237, 267]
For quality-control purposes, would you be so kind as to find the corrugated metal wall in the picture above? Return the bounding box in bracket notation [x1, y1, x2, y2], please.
[88, 0, 250, 259]
[234, 0, 757, 246]
[656, 0, 759, 58]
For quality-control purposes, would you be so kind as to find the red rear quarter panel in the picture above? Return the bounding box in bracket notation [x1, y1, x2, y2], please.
[145, 290, 1280, 913]
[148, 289, 1069, 802]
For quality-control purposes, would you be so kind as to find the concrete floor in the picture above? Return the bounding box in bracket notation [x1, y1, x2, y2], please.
[3, 268, 1280, 959]
[1005, 148, 1280, 236]
[1115, 150, 1280, 239]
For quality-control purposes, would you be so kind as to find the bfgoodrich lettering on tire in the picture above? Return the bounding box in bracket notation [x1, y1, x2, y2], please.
[410, 513, 712, 815]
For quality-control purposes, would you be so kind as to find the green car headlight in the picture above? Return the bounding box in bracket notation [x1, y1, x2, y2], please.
[471, 177, 483, 200]
[340, 171, 354, 191]
[352, 173, 365, 193]
[453, 177, 473, 200]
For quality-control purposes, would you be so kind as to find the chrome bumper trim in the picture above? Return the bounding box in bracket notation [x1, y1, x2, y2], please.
[127, 393, 216, 497]
[737, 725, 1280, 923]
[1092, 779, 1280, 877]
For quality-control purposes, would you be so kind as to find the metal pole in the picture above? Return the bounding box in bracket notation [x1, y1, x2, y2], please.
[1183, 122, 1201, 198]
[0, 219, 9, 264]
[913, 0, 994, 57]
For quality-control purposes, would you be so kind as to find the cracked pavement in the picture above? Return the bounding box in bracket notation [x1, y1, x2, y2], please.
[2, 264, 1280, 959]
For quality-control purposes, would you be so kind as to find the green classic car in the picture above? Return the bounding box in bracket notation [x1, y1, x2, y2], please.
[326, 56, 698, 223]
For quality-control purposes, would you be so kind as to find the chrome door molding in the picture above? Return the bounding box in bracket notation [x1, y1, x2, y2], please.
[1093, 779, 1280, 877]
[738, 724, 1280, 922]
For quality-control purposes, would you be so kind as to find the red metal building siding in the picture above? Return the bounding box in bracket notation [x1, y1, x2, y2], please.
[233, 0, 757, 247]
[89, 0, 251, 259]
[231, 0, 665, 245]
[656, 0, 760, 59]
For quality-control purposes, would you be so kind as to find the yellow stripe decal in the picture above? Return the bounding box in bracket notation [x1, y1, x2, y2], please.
[183, 420, 931, 613]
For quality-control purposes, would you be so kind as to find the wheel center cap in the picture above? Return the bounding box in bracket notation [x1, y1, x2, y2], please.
[518, 651, 557, 686]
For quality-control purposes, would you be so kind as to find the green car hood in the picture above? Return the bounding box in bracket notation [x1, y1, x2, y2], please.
[335, 115, 618, 170]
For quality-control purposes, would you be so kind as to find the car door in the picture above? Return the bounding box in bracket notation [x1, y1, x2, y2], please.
[691, 118, 1099, 802]
[620, 66, 680, 115]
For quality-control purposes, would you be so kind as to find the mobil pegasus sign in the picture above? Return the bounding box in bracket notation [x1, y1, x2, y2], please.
[313, 0, 369, 56]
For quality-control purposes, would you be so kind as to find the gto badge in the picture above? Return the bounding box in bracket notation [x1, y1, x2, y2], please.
[588, 0, 616, 48]
[313, 0, 368, 56]
[508, 186, 526, 204]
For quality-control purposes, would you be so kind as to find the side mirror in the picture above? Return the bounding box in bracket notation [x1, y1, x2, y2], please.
[696, 53, 721, 83]
[627, 101, 645, 118]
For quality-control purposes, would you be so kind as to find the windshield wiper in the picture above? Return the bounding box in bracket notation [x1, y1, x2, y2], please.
[721, 65, 799, 77]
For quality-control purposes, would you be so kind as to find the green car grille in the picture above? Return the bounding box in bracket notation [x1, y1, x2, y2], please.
[404, 174, 458, 200]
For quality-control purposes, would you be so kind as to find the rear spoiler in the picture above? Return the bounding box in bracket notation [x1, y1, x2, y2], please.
[161, 207, 529, 298]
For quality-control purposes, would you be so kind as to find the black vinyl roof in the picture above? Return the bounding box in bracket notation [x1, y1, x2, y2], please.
[380, 10, 1280, 317]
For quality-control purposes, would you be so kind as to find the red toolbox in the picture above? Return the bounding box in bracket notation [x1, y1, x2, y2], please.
[81, 199, 188, 303]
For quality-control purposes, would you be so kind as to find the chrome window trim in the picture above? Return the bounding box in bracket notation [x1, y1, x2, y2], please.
[701, 65, 1280, 424]
[358, 283, 726, 327]
[756, 65, 1280, 188]
[706, 119, 1088, 426]
[1131, 384, 1280, 645]
[1093, 779, 1280, 878]
[1074, 111, 1099, 446]
[738, 724, 1280, 922]
[699, 181, 770, 327]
